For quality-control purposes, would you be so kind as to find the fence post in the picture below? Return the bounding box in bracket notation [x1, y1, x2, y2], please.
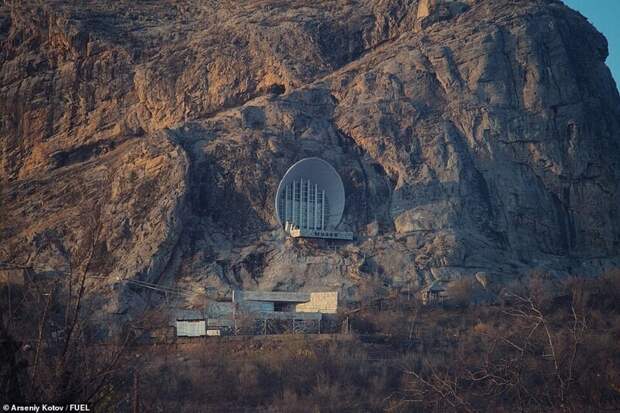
[132, 370, 140, 413]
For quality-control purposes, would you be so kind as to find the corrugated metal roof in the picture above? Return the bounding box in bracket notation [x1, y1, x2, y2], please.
[234, 290, 311, 303]
[254, 311, 322, 321]
[175, 309, 205, 321]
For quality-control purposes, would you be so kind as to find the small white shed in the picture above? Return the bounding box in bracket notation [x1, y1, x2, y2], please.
[175, 309, 206, 337]
[176, 320, 206, 337]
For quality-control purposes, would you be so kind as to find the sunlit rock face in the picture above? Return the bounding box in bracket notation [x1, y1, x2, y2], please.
[1, 0, 619, 308]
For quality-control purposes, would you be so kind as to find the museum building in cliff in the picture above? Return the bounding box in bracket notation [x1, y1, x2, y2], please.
[275, 158, 353, 240]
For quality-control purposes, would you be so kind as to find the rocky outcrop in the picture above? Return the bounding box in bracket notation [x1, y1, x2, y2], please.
[1, 0, 619, 307]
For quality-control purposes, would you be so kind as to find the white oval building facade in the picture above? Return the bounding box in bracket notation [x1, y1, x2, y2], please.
[275, 158, 352, 240]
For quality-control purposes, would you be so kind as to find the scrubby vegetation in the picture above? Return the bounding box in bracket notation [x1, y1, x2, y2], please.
[133, 272, 620, 412]
[2, 271, 620, 411]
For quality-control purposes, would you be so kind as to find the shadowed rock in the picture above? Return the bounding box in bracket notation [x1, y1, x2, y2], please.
[1, 0, 619, 309]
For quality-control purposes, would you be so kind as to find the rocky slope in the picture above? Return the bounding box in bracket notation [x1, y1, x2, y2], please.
[1, 0, 619, 311]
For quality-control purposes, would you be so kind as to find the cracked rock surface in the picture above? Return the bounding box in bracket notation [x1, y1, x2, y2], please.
[1, 0, 619, 309]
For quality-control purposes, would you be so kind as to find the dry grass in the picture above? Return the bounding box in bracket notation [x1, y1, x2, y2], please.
[2, 271, 620, 411]
[117, 271, 620, 412]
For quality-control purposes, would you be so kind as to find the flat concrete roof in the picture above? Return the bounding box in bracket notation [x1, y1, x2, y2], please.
[254, 311, 322, 321]
[234, 290, 311, 303]
[174, 309, 204, 321]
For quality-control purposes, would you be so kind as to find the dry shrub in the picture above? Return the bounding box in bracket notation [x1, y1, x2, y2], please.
[472, 321, 490, 335]
[8, 273, 614, 412]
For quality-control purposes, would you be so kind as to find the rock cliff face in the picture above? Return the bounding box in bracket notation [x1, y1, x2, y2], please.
[1, 0, 619, 309]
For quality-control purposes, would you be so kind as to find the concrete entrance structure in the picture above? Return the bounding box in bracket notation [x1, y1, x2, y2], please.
[275, 158, 353, 240]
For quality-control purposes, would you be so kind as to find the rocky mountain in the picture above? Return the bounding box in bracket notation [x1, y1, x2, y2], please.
[1, 0, 619, 312]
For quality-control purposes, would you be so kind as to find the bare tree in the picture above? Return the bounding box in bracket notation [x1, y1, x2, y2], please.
[0, 186, 136, 407]
[399, 286, 593, 412]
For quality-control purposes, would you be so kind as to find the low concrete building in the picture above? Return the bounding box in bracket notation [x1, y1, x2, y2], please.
[172, 291, 338, 337]
[233, 290, 338, 315]
[232, 290, 338, 334]
[295, 292, 338, 314]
